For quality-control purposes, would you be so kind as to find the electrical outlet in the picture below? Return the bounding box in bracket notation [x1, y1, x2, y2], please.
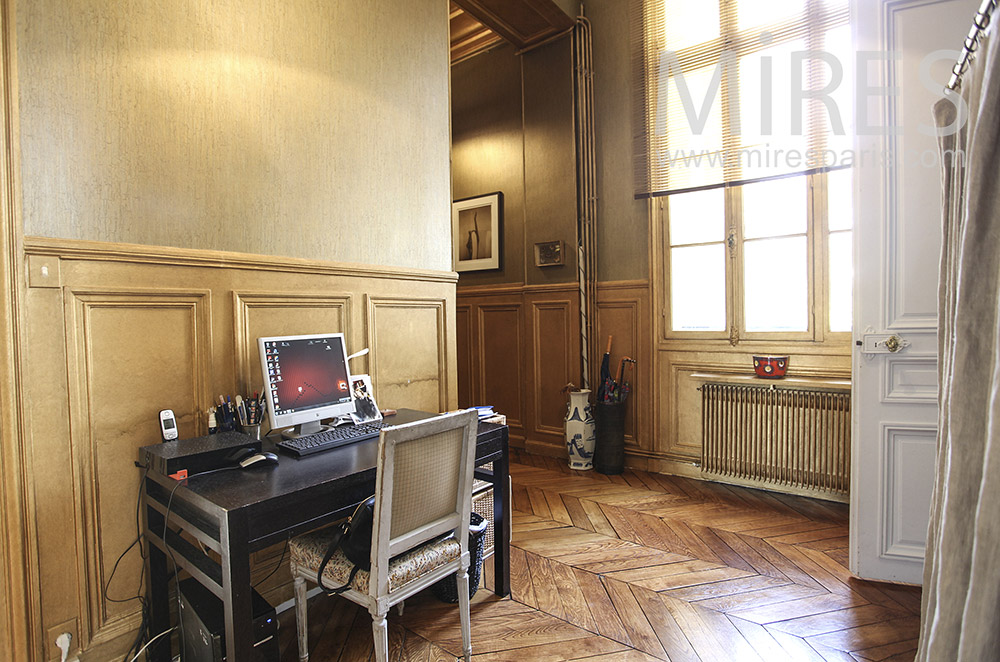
[45, 618, 79, 662]
[27, 255, 61, 288]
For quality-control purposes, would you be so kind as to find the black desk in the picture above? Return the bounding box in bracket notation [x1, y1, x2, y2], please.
[141, 409, 510, 661]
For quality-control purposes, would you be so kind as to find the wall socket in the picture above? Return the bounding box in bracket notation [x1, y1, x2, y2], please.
[45, 618, 79, 662]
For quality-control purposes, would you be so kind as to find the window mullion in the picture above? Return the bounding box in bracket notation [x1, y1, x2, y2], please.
[728, 185, 743, 345]
[660, 198, 671, 341]
[809, 173, 824, 342]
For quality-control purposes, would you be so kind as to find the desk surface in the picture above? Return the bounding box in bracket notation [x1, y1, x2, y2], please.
[156, 408, 508, 548]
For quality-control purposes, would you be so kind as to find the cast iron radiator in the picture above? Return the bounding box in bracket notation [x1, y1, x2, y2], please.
[700, 382, 851, 498]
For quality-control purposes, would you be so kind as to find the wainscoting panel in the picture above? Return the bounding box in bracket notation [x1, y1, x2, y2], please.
[456, 304, 474, 408]
[596, 282, 651, 454]
[478, 301, 526, 433]
[365, 296, 448, 413]
[458, 282, 646, 459]
[64, 288, 212, 646]
[526, 291, 579, 449]
[23, 237, 457, 659]
[232, 291, 352, 395]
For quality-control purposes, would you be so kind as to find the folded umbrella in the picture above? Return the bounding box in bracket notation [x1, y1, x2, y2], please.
[598, 336, 614, 402]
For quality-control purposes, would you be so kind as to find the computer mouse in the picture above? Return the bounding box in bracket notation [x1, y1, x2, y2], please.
[239, 451, 279, 468]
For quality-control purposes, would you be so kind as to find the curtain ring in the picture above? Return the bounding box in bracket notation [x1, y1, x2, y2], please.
[973, 11, 990, 30]
[965, 36, 979, 53]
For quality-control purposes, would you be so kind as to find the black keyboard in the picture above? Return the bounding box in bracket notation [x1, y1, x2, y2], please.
[277, 421, 384, 457]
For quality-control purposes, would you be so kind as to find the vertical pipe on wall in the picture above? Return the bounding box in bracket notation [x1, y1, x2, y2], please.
[574, 13, 598, 388]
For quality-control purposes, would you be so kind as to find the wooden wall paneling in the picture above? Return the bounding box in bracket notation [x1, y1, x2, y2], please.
[24, 280, 82, 662]
[63, 287, 212, 648]
[661, 355, 725, 462]
[456, 303, 475, 408]
[0, 0, 34, 656]
[18, 238, 457, 659]
[476, 299, 526, 445]
[595, 282, 651, 454]
[232, 291, 353, 397]
[365, 296, 449, 414]
[458, 283, 649, 458]
[524, 290, 579, 455]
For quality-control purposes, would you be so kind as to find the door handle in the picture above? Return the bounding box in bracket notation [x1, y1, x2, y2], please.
[858, 332, 910, 354]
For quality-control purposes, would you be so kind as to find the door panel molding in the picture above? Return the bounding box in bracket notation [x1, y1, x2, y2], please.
[880, 423, 936, 560]
[880, 0, 958, 331]
[882, 353, 938, 403]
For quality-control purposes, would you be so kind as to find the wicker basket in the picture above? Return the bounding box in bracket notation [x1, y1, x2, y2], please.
[472, 480, 494, 556]
[430, 512, 489, 603]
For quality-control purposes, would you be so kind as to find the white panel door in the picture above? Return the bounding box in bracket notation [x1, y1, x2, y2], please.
[851, 0, 975, 583]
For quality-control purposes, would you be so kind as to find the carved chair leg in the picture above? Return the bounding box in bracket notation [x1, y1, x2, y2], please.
[457, 567, 472, 662]
[293, 575, 310, 662]
[372, 612, 389, 662]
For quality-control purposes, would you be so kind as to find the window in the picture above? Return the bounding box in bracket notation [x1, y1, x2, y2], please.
[666, 171, 852, 341]
[638, 0, 853, 342]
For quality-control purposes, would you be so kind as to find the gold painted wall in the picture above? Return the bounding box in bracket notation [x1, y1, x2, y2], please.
[451, 43, 525, 285]
[451, 37, 578, 287]
[16, 0, 452, 271]
[588, 0, 649, 282]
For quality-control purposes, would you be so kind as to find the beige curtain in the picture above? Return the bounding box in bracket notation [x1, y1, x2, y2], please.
[917, 28, 1000, 661]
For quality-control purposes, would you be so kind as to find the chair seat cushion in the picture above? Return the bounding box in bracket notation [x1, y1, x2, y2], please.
[290, 528, 461, 595]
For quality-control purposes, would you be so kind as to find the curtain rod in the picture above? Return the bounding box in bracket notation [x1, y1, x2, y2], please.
[946, 0, 997, 92]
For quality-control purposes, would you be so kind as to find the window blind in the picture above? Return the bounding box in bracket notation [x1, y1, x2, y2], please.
[633, 0, 851, 197]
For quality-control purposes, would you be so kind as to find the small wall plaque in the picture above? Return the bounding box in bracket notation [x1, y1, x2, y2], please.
[534, 240, 564, 267]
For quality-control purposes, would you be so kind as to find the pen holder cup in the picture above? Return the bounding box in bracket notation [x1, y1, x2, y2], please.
[239, 423, 262, 441]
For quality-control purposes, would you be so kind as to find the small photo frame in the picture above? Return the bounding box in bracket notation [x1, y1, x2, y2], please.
[453, 192, 503, 272]
[350, 374, 382, 424]
[534, 240, 564, 267]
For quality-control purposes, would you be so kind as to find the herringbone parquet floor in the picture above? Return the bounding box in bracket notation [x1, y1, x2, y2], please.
[278, 449, 922, 661]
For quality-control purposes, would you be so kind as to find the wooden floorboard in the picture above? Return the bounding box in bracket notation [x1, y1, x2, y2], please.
[279, 451, 922, 661]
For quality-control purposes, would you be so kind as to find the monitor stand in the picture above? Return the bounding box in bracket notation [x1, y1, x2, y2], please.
[281, 420, 329, 441]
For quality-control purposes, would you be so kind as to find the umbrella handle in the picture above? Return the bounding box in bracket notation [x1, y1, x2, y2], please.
[605, 335, 613, 354]
[617, 356, 633, 385]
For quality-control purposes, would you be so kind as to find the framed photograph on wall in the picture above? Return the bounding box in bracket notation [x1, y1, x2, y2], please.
[453, 192, 503, 272]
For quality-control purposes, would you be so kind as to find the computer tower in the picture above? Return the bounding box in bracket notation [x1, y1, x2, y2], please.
[178, 579, 278, 662]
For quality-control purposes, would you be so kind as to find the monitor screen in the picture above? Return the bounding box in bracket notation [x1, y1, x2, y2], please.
[258, 333, 355, 437]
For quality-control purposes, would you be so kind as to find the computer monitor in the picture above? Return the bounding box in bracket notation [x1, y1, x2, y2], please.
[258, 333, 355, 439]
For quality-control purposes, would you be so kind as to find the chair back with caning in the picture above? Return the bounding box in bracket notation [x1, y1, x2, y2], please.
[369, 410, 478, 597]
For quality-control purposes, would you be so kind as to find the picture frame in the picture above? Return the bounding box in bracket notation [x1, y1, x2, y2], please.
[534, 240, 564, 267]
[453, 192, 503, 272]
[350, 373, 382, 424]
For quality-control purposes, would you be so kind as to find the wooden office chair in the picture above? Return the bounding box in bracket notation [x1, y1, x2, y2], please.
[289, 410, 479, 662]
